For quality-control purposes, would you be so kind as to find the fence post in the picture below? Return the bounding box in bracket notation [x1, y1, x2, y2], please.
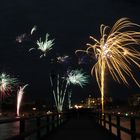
[130, 117, 136, 140]
[20, 119, 25, 140]
[103, 114, 106, 128]
[116, 115, 121, 139]
[99, 113, 101, 125]
[48, 115, 52, 132]
[56, 114, 59, 127]
[52, 114, 55, 130]
[54, 114, 57, 128]
[95, 112, 98, 123]
[46, 115, 50, 133]
[60, 113, 64, 124]
[108, 114, 112, 133]
[37, 117, 41, 139]
[45, 115, 48, 135]
[58, 114, 61, 126]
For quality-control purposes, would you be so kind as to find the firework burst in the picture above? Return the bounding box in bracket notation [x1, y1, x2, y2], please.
[76, 18, 140, 113]
[67, 69, 89, 87]
[29, 33, 55, 58]
[0, 73, 18, 100]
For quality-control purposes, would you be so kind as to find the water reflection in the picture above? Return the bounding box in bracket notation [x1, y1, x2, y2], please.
[0, 120, 19, 139]
[0, 116, 48, 140]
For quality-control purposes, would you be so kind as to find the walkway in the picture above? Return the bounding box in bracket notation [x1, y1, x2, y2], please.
[44, 112, 121, 140]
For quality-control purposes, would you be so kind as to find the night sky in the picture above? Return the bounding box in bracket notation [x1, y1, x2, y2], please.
[0, 0, 140, 105]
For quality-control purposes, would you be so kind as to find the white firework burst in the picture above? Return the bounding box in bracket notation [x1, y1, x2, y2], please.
[67, 69, 89, 88]
[29, 33, 55, 58]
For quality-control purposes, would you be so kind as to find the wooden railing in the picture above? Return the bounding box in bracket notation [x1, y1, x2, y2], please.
[2, 109, 139, 140]
[92, 112, 140, 140]
[0, 112, 69, 140]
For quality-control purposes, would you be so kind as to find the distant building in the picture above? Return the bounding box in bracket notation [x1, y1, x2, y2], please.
[72, 95, 113, 110]
[85, 95, 113, 108]
[128, 94, 140, 107]
[85, 95, 101, 109]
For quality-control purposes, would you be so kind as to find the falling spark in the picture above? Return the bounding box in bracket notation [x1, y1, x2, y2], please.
[30, 25, 37, 35]
[0, 73, 18, 100]
[56, 55, 70, 64]
[17, 84, 28, 116]
[16, 25, 37, 43]
[76, 18, 140, 113]
[16, 33, 27, 43]
[29, 33, 55, 58]
[78, 55, 88, 65]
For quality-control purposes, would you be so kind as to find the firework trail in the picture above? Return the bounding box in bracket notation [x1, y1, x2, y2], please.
[17, 84, 28, 116]
[50, 74, 64, 112]
[68, 90, 72, 109]
[30, 25, 37, 35]
[76, 18, 140, 113]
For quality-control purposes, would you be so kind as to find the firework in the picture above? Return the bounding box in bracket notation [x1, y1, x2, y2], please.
[0, 73, 18, 100]
[50, 69, 89, 112]
[77, 54, 91, 65]
[30, 25, 37, 35]
[56, 55, 70, 64]
[67, 69, 89, 87]
[17, 84, 28, 116]
[68, 90, 72, 109]
[76, 18, 140, 113]
[29, 33, 55, 58]
[16, 26, 37, 43]
[16, 33, 27, 43]
[50, 74, 64, 112]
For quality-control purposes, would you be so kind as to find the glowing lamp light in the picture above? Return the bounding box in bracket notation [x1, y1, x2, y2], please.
[125, 113, 129, 116]
[32, 107, 36, 111]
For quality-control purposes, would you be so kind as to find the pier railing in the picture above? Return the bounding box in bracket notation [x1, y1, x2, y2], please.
[92, 112, 140, 140]
[0, 112, 69, 140]
[1, 109, 140, 140]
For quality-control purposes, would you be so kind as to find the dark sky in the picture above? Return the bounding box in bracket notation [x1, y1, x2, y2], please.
[0, 0, 140, 105]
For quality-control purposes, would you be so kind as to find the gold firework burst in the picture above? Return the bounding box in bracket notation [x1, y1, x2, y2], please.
[76, 18, 140, 113]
